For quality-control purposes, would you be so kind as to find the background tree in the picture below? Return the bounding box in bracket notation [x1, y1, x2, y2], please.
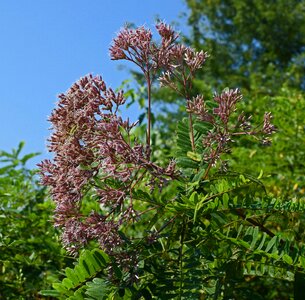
[185, 0, 305, 94]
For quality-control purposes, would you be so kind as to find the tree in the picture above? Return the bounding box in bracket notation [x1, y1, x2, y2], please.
[185, 0, 305, 94]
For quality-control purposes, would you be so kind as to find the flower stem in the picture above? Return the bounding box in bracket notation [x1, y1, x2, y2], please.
[146, 73, 152, 158]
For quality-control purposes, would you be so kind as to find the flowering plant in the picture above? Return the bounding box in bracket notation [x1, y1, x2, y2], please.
[40, 23, 305, 300]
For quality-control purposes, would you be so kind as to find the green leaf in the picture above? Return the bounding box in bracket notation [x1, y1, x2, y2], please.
[74, 265, 88, 282]
[92, 249, 109, 266]
[176, 157, 199, 169]
[250, 227, 259, 250]
[193, 121, 213, 134]
[187, 151, 201, 162]
[299, 256, 305, 269]
[257, 233, 267, 251]
[85, 278, 109, 300]
[62, 278, 74, 290]
[222, 193, 229, 208]
[52, 282, 70, 294]
[65, 267, 80, 286]
[265, 236, 277, 253]
[189, 191, 199, 204]
[39, 290, 61, 297]
[282, 254, 293, 265]
[192, 167, 206, 182]
[15, 141, 25, 157]
[20, 152, 40, 165]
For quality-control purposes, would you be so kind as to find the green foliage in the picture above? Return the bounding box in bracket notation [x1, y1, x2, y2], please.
[0, 142, 69, 299]
[185, 0, 305, 94]
[41, 249, 111, 299]
[231, 90, 305, 199]
[45, 113, 305, 298]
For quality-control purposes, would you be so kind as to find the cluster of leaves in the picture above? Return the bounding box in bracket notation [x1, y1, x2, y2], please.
[40, 21, 305, 300]
[0, 142, 71, 299]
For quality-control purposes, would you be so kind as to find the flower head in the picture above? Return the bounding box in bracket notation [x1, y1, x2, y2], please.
[213, 88, 242, 125]
[39, 73, 177, 255]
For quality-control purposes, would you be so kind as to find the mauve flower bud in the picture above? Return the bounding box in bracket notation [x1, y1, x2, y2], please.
[262, 112, 277, 135]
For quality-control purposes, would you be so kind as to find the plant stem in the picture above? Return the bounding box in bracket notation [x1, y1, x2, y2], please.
[146, 73, 152, 158]
[236, 209, 275, 238]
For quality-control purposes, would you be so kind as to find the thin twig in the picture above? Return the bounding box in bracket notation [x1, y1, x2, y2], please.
[235, 209, 275, 237]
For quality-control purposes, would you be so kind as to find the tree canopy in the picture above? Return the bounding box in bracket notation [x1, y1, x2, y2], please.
[185, 0, 305, 94]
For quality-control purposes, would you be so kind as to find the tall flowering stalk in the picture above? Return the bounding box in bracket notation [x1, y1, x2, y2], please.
[39, 22, 276, 259]
[110, 22, 208, 155]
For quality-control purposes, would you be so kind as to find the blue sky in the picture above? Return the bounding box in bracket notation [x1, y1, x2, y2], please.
[0, 0, 188, 167]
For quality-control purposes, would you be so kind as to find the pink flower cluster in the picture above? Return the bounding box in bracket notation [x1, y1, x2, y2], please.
[39, 74, 177, 255]
[185, 88, 276, 169]
[110, 22, 208, 89]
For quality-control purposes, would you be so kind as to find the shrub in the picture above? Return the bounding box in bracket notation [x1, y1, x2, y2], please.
[0, 142, 70, 299]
